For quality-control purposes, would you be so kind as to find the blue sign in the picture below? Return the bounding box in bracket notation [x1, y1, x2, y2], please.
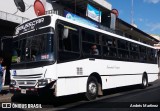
[64, 10, 98, 28]
[86, 4, 102, 23]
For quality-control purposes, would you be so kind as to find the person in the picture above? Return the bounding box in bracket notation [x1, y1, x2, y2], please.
[112, 39, 116, 47]
[90, 45, 99, 55]
[0, 57, 5, 94]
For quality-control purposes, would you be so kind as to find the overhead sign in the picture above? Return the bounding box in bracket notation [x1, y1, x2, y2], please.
[15, 16, 51, 35]
[86, 4, 102, 23]
[64, 10, 98, 28]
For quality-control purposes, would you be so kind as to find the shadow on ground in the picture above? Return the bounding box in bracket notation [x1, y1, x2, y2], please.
[0, 90, 9, 95]
[11, 84, 151, 108]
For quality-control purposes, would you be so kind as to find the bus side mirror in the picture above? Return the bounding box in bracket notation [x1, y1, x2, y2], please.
[63, 28, 69, 39]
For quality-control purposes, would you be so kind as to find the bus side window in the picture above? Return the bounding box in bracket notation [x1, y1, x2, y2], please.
[112, 38, 116, 47]
[102, 35, 117, 59]
[63, 35, 71, 51]
[58, 24, 79, 52]
[82, 29, 101, 56]
[57, 22, 80, 62]
[57, 24, 64, 50]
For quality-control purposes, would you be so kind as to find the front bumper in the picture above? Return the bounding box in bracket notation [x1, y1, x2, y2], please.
[9, 80, 56, 96]
[10, 86, 38, 95]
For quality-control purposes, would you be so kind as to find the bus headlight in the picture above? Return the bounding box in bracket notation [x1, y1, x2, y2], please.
[38, 79, 48, 86]
[10, 80, 16, 86]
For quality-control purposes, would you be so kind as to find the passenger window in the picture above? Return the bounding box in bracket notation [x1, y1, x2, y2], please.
[102, 35, 117, 59]
[82, 29, 101, 56]
[57, 23, 80, 62]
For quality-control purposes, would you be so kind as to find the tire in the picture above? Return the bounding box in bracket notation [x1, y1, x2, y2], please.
[86, 76, 98, 101]
[141, 74, 148, 89]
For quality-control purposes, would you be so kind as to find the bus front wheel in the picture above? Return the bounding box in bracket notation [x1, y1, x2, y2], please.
[86, 76, 98, 101]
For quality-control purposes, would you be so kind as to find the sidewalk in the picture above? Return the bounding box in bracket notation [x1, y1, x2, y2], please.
[2, 85, 9, 90]
[0, 85, 13, 103]
[0, 85, 9, 95]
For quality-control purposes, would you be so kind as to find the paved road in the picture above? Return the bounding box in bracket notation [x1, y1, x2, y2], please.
[60, 78, 160, 111]
[0, 78, 160, 111]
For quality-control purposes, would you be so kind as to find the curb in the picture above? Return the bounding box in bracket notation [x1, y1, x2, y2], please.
[2, 85, 9, 91]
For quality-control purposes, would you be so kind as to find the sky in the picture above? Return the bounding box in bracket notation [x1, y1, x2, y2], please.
[107, 0, 160, 35]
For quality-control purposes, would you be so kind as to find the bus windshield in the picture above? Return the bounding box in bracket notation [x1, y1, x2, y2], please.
[12, 33, 54, 64]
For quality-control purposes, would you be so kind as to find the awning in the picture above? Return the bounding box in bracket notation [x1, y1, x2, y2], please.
[116, 18, 159, 45]
[154, 44, 160, 49]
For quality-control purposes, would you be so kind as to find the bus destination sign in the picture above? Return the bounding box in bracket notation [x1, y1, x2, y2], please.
[15, 16, 51, 35]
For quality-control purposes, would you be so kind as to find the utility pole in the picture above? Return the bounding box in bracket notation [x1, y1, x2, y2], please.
[131, 0, 134, 25]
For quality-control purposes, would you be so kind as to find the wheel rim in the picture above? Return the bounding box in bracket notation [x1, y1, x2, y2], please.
[88, 82, 97, 95]
[143, 78, 147, 86]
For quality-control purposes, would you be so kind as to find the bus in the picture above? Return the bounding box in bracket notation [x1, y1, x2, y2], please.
[10, 13, 158, 100]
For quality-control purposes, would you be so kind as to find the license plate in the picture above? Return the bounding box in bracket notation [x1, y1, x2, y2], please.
[21, 89, 26, 94]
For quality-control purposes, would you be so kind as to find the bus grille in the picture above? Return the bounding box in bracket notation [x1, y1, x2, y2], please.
[17, 80, 37, 86]
[13, 74, 43, 79]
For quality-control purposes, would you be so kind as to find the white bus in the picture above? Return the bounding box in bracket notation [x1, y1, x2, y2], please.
[10, 13, 158, 100]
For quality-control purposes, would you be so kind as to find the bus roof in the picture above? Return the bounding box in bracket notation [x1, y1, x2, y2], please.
[56, 14, 156, 49]
[14, 14, 156, 49]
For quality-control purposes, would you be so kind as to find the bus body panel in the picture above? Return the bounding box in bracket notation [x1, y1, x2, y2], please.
[56, 59, 158, 96]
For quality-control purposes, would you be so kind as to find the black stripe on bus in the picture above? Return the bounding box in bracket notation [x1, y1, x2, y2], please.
[58, 73, 158, 79]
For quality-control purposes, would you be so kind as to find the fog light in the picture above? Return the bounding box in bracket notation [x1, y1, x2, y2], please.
[38, 79, 48, 86]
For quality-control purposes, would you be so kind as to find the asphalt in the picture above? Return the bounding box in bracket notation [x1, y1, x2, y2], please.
[0, 76, 160, 102]
[0, 77, 160, 111]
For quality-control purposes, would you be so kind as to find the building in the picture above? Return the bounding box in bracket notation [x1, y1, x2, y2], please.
[150, 34, 160, 41]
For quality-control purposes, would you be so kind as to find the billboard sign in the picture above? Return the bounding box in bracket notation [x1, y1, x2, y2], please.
[86, 4, 101, 23]
[64, 10, 98, 28]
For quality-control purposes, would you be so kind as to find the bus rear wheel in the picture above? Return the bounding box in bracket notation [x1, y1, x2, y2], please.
[86, 76, 98, 101]
[141, 74, 148, 89]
